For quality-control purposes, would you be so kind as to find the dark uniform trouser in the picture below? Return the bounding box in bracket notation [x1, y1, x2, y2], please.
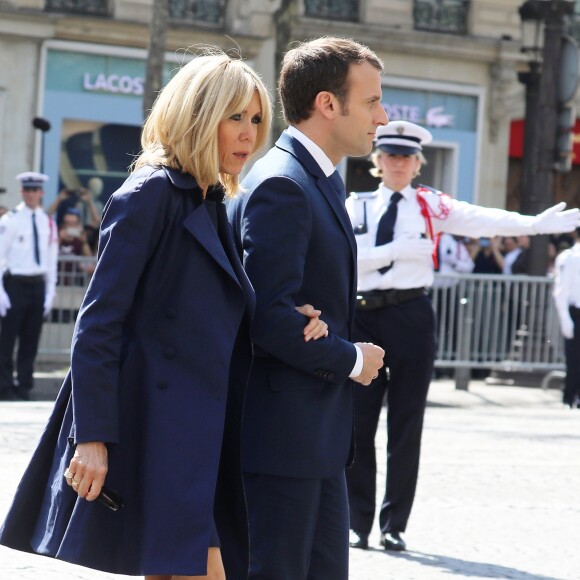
[564, 307, 580, 405]
[346, 294, 436, 535]
[0, 276, 45, 393]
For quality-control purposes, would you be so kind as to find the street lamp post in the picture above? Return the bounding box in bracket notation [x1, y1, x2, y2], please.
[518, 0, 576, 275]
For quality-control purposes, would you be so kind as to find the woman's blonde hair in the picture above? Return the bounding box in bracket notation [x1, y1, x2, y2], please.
[369, 149, 427, 179]
[133, 50, 272, 197]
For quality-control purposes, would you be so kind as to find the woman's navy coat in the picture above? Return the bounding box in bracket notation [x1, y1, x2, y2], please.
[0, 166, 255, 577]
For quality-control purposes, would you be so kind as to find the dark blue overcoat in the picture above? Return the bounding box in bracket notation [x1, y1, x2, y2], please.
[0, 166, 254, 577]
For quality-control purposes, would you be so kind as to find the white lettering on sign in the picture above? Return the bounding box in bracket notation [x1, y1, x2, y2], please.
[83, 73, 144, 96]
[383, 103, 421, 123]
[382, 102, 455, 128]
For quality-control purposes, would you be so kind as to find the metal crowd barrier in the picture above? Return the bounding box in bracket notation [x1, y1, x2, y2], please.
[432, 272, 565, 389]
[37, 255, 97, 362]
[39, 261, 566, 385]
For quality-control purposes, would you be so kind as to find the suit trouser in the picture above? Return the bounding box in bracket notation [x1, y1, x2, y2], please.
[564, 308, 580, 404]
[0, 277, 45, 392]
[244, 471, 349, 580]
[346, 294, 436, 534]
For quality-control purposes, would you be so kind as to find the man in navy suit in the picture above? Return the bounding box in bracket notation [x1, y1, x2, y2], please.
[227, 37, 387, 579]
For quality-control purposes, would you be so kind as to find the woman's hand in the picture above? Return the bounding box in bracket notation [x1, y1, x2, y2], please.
[64, 441, 108, 501]
[296, 304, 329, 342]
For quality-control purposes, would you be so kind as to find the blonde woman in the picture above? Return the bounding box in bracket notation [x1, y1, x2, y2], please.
[0, 50, 327, 579]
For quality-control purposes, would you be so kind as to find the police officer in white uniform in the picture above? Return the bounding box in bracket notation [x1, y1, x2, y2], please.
[345, 121, 580, 551]
[0, 172, 58, 400]
[553, 231, 580, 408]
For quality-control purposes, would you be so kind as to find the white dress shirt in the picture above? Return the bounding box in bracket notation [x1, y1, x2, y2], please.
[553, 243, 580, 331]
[346, 183, 540, 292]
[0, 202, 58, 300]
[285, 127, 362, 377]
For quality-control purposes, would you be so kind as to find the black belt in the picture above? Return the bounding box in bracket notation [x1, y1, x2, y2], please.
[356, 287, 427, 310]
[3, 273, 45, 284]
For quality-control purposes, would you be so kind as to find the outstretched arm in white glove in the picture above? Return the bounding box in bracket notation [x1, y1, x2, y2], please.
[532, 202, 580, 235]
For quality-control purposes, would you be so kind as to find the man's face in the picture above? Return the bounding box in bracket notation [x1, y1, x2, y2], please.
[329, 61, 388, 163]
[21, 187, 43, 209]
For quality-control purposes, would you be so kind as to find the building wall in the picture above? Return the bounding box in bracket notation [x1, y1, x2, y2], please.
[0, 0, 578, 210]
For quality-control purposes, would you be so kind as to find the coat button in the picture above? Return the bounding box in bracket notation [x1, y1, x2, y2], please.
[164, 347, 176, 359]
[157, 380, 168, 390]
[165, 308, 177, 319]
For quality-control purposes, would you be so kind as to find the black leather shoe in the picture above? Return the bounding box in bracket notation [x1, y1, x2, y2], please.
[380, 531, 406, 551]
[349, 529, 368, 550]
[12, 388, 30, 401]
[0, 388, 15, 401]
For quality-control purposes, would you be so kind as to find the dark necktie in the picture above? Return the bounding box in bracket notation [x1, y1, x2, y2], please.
[32, 212, 40, 265]
[376, 191, 403, 274]
[328, 170, 346, 202]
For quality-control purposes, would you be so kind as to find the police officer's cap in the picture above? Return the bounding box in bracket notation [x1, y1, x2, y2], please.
[375, 121, 432, 155]
[16, 172, 49, 190]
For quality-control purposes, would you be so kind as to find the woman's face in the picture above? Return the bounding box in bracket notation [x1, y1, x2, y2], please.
[376, 152, 421, 192]
[218, 91, 263, 176]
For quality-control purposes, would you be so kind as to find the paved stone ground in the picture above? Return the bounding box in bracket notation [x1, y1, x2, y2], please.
[0, 379, 578, 579]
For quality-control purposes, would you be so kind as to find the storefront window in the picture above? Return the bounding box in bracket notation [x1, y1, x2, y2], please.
[170, 0, 225, 24]
[59, 119, 141, 210]
[304, 0, 359, 21]
[45, 0, 110, 16]
[413, 0, 469, 34]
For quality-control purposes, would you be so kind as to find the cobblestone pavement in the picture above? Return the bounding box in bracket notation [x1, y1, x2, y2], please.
[0, 379, 578, 579]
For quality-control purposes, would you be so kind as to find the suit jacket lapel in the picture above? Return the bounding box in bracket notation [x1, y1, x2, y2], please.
[276, 133, 358, 306]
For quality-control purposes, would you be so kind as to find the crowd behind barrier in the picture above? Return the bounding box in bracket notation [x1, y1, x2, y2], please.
[38, 257, 566, 378]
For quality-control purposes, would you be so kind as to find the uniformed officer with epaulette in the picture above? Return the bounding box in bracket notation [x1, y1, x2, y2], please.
[0, 172, 58, 400]
[345, 121, 580, 551]
[553, 229, 580, 408]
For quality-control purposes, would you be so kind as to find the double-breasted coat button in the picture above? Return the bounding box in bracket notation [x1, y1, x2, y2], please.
[164, 347, 176, 359]
[157, 380, 168, 390]
[165, 308, 177, 319]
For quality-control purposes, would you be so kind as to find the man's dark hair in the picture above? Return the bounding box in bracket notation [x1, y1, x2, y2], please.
[279, 37, 383, 124]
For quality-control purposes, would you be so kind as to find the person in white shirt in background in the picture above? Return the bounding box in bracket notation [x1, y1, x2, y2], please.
[433, 233, 474, 378]
[345, 120, 580, 552]
[0, 172, 58, 400]
[501, 236, 521, 274]
[553, 230, 580, 408]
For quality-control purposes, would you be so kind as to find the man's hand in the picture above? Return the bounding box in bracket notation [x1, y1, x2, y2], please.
[64, 441, 108, 501]
[296, 304, 329, 342]
[352, 342, 385, 386]
[532, 202, 580, 235]
[0, 286, 11, 317]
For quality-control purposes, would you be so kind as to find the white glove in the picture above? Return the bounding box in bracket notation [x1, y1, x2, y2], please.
[531, 202, 580, 235]
[559, 314, 575, 340]
[43, 292, 55, 317]
[0, 285, 11, 317]
[390, 236, 435, 262]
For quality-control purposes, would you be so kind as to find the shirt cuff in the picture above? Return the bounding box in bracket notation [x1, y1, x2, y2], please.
[349, 344, 363, 378]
